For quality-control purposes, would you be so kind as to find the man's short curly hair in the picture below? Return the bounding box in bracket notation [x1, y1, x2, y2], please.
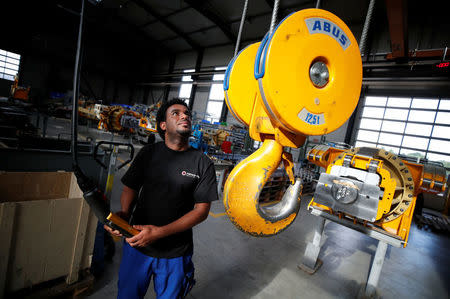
[156, 98, 189, 139]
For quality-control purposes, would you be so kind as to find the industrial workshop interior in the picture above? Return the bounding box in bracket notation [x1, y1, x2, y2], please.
[0, 0, 449, 298]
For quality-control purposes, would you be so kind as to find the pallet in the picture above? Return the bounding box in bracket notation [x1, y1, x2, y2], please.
[415, 212, 450, 234]
[5, 271, 95, 299]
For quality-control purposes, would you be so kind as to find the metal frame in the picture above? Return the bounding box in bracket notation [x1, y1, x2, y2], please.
[361, 116, 450, 128]
[188, 50, 204, 111]
[205, 67, 227, 123]
[299, 206, 403, 297]
[385, 0, 408, 59]
[357, 127, 450, 142]
[309, 206, 404, 247]
[365, 240, 388, 297]
[163, 55, 176, 103]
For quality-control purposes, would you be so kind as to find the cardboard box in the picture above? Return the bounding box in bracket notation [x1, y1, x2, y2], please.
[0, 172, 97, 295]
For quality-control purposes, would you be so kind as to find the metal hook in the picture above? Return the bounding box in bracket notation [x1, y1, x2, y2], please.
[223, 139, 302, 236]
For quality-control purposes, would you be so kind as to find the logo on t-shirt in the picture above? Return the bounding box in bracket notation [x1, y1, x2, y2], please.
[181, 170, 200, 179]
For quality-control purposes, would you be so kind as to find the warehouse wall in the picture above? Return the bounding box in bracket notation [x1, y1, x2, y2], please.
[202, 45, 234, 68]
[166, 45, 236, 124]
[0, 1, 171, 106]
[0, 40, 169, 106]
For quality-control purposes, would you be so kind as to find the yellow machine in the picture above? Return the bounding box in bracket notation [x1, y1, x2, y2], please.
[77, 102, 158, 135]
[78, 100, 98, 120]
[307, 145, 447, 247]
[10, 75, 30, 101]
[223, 9, 362, 236]
[138, 101, 161, 133]
[97, 105, 142, 133]
[138, 117, 157, 133]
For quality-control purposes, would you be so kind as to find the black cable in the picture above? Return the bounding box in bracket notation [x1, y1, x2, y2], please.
[68, 0, 142, 237]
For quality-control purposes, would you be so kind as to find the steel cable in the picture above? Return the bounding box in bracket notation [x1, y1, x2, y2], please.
[360, 0, 376, 56]
[234, 0, 249, 56]
[269, 0, 280, 35]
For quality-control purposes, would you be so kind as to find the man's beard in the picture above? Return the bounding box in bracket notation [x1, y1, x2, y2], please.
[176, 128, 192, 138]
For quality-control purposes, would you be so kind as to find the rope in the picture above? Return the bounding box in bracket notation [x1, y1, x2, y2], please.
[359, 0, 376, 56]
[234, 0, 249, 56]
[315, 0, 321, 9]
[269, 0, 280, 35]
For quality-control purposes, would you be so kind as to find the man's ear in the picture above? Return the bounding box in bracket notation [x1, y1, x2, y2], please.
[160, 121, 166, 131]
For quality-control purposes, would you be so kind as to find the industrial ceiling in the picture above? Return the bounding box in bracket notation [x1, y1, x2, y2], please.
[1, 0, 449, 87]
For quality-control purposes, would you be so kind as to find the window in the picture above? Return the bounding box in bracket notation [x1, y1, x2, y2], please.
[205, 67, 226, 123]
[354, 96, 450, 169]
[178, 69, 194, 105]
[0, 49, 21, 81]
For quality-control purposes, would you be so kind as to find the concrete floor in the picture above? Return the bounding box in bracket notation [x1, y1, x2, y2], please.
[37, 117, 450, 298]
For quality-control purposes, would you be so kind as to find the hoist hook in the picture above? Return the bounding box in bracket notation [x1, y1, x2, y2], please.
[223, 138, 302, 236]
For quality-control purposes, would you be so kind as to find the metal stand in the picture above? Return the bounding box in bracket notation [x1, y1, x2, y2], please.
[300, 206, 403, 296]
[364, 240, 388, 298]
[104, 144, 119, 199]
[298, 217, 325, 274]
[91, 137, 135, 274]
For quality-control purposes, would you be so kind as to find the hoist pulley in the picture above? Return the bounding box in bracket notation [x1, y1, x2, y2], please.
[254, 9, 362, 136]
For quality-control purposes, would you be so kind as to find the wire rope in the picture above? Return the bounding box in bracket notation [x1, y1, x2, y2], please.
[234, 0, 249, 56]
[269, 0, 280, 35]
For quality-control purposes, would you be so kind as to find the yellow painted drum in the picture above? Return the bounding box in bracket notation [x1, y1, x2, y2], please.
[224, 43, 260, 126]
[254, 9, 362, 135]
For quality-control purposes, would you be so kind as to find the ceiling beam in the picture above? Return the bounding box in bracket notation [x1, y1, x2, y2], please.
[114, 13, 172, 54]
[385, 0, 408, 59]
[184, 0, 235, 42]
[163, 0, 319, 44]
[212, 1, 315, 26]
[132, 0, 200, 50]
[386, 49, 449, 60]
[139, 6, 191, 29]
[56, 3, 171, 55]
[157, 24, 218, 42]
[156, 0, 317, 51]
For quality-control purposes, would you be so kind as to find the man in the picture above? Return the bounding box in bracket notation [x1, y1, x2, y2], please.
[105, 98, 218, 299]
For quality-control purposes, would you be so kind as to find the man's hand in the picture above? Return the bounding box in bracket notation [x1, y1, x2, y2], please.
[126, 225, 165, 247]
[103, 211, 130, 237]
[123, 202, 211, 247]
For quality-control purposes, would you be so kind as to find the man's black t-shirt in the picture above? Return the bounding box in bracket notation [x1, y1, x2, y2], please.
[121, 141, 218, 258]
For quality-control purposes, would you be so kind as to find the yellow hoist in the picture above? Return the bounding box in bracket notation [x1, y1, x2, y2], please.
[222, 9, 362, 236]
